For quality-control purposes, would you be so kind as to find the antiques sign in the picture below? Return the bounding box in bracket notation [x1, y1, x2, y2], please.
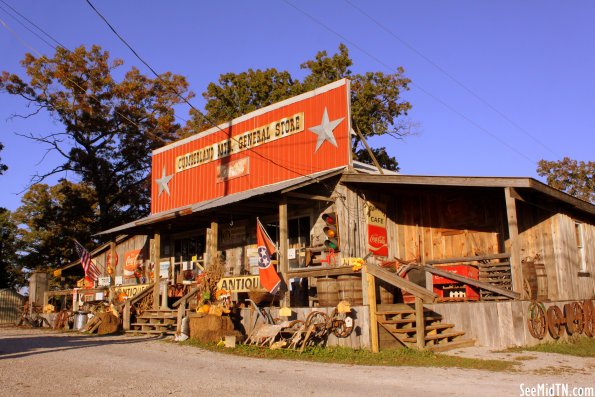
[367, 201, 388, 257]
[111, 283, 151, 299]
[217, 275, 263, 293]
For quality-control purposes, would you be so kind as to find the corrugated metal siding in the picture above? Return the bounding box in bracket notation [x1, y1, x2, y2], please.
[151, 80, 351, 214]
[0, 289, 24, 325]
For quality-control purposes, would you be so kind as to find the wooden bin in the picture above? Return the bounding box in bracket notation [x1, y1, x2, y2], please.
[317, 278, 339, 307]
[337, 275, 363, 305]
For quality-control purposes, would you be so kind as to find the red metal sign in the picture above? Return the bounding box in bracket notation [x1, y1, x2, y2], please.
[151, 79, 352, 214]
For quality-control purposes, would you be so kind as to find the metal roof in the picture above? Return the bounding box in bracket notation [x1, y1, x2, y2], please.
[96, 166, 347, 236]
[340, 173, 595, 216]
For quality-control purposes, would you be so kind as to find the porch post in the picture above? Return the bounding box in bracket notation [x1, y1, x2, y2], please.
[152, 231, 161, 310]
[505, 187, 524, 299]
[206, 220, 218, 268]
[279, 197, 289, 306]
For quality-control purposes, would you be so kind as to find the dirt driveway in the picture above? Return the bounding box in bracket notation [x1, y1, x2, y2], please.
[0, 327, 592, 397]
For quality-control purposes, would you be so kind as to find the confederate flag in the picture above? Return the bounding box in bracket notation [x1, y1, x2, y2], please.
[256, 218, 281, 294]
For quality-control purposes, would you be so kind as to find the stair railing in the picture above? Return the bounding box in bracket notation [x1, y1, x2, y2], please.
[172, 286, 199, 334]
[123, 283, 156, 331]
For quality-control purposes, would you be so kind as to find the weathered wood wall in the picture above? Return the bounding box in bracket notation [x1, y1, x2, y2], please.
[551, 214, 594, 300]
[390, 189, 504, 262]
[425, 300, 592, 348]
[239, 305, 371, 349]
[92, 235, 150, 283]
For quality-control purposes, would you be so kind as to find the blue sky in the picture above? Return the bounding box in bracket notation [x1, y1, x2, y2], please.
[1, 1, 593, 211]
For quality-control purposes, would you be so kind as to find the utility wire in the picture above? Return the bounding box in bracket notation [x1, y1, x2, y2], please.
[283, 0, 539, 166]
[84, 0, 350, 190]
[343, 0, 558, 157]
[0, 13, 142, 130]
[0, 2, 57, 50]
[85, 0, 191, 123]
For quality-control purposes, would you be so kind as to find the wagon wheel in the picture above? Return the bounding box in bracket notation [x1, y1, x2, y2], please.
[547, 305, 564, 339]
[279, 320, 305, 344]
[527, 301, 546, 340]
[582, 300, 594, 337]
[567, 302, 584, 335]
[305, 311, 330, 338]
[563, 303, 582, 335]
[329, 308, 354, 338]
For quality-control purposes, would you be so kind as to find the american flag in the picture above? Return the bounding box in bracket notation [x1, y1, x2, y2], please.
[74, 240, 101, 282]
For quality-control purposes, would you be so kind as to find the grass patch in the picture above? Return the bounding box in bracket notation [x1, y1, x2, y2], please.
[506, 336, 595, 358]
[181, 339, 516, 371]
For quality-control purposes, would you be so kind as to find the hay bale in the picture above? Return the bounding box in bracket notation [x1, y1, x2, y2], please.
[96, 312, 120, 335]
[189, 314, 242, 343]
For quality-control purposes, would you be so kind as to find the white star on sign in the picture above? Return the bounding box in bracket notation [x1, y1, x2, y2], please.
[308, 107, 344, 152]
[156, 166, 173, 197]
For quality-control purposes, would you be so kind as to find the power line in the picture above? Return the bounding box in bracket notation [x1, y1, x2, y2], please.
[85, 0, 191, 123]
[282, 0, 539, 166]
[84, 0, 348, 190]
[343, 0, 559, 157]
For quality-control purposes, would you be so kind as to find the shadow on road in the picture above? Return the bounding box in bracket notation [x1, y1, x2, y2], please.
[0, 329, 164, 360]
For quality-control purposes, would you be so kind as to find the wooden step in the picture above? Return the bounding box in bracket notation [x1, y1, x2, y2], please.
[383, 323, 455, 334]
[402, 331, 465, 343]
[427, 338, 476, 352]
[130, 322, 174, 328]
[378, 315, 443, 325]
[126, 330, 175, 335]
[425, 323, 454, 331]
[136, 314, 178, 320]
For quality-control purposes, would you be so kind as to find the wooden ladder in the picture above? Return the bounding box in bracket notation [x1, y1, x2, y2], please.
[376, 304, 475, 352]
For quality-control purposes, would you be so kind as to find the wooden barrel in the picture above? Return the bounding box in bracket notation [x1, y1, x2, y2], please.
[377, 280, 394, 304]
[337, 275, 363, 305]
[317, 278, 339, 307]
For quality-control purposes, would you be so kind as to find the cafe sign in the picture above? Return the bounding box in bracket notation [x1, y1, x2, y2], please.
[367, 201, 388, 257]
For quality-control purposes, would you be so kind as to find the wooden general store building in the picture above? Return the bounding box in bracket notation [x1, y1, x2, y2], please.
[54, 79, 594, 350]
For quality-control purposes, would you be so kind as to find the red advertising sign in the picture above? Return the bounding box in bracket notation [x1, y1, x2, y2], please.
[367, 202, 388, 257]
[124, 249, 143, 277]
[151, 79, 352, 214]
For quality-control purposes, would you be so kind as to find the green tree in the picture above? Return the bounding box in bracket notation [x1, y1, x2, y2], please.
[0, 208, 24, 289]
[185, 44, 412, 170]
[0, 142, 7, 175]
[1, 45, 192, 232]
[537, 157, 594, 203]
[13, 180, 97, 272]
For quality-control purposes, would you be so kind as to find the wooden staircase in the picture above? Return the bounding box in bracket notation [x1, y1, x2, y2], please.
[127, 309, 178, 335]
[377, 304, 475, 352]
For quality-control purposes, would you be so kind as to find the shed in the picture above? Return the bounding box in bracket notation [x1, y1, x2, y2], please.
[0, 288, 25, 325]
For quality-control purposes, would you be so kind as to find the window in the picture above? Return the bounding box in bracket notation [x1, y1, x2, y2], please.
[174, 235, 205, 262]
[574, 221, 587, 272]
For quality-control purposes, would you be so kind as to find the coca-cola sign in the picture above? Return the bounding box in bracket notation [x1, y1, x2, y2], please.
[367, 201, 388, 257]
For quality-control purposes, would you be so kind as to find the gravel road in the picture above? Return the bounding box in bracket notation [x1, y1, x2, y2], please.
[0, 327, 593, 397]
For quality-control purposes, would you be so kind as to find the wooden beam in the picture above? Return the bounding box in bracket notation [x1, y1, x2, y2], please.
[425, 253, 510, 265]
[152, 232, 160, 310]
[424, 265, 519, 299]
[287, 266, 357, 279]
[206, 220, 218, 268]
[279, 197, 289, 306]
[354, 126, 384, 175]
[341, 173, 533, 188]
[285, 192, 334, 202]
[366, 272, 379, 353]
[415, 297, 425, 349]
[505, 187, 524, 298]
[109, 241, 116, 276]
[365, 263, 437, 303]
